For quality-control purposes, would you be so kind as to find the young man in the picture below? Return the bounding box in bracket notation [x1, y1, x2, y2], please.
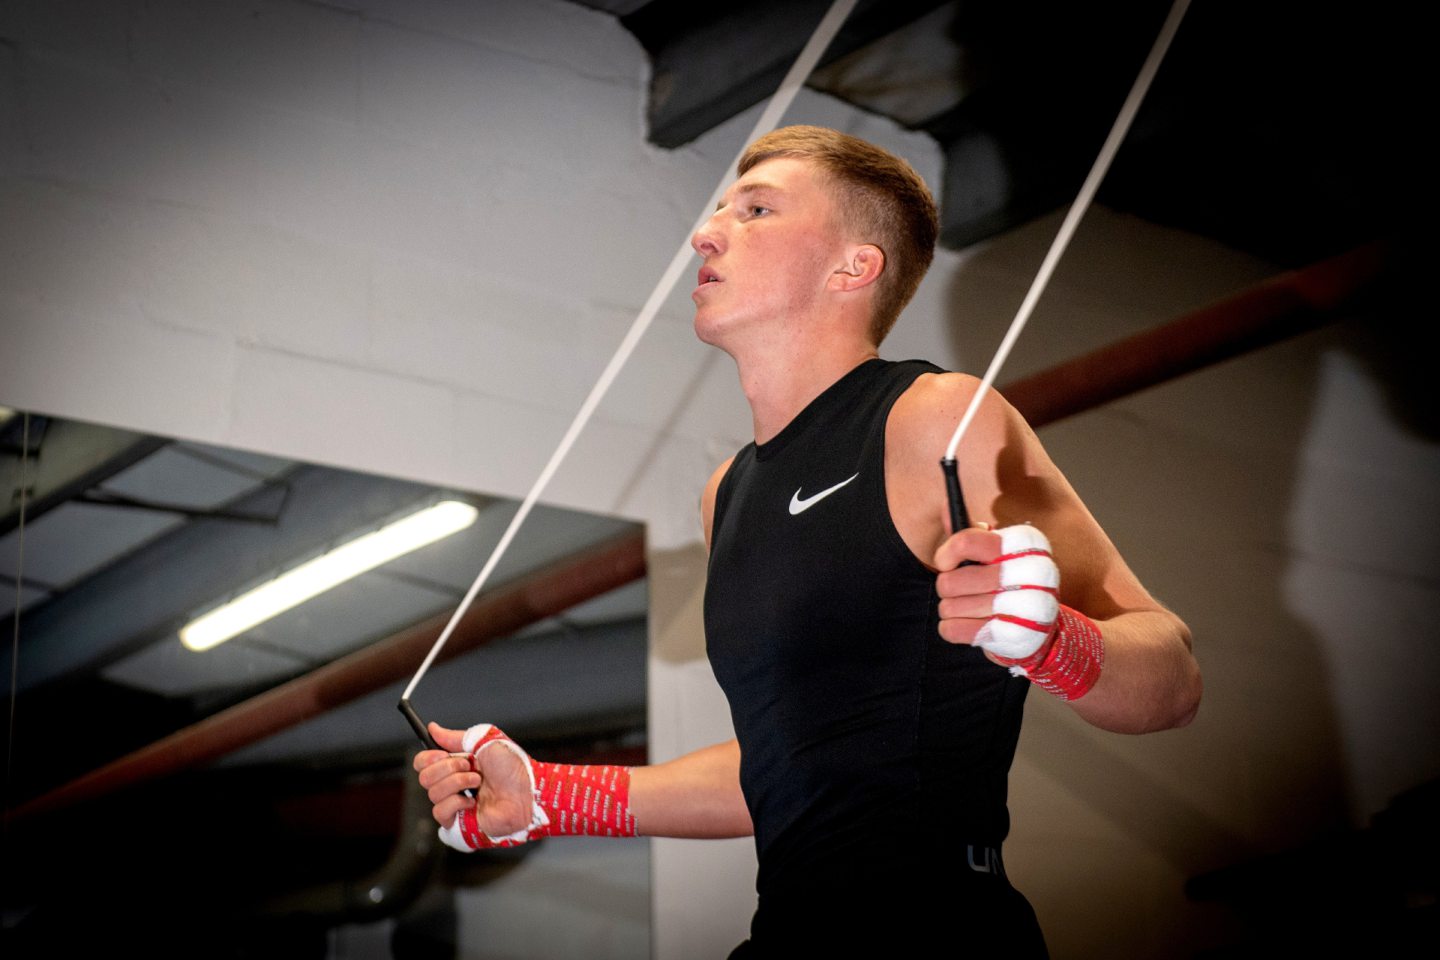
[415, 126, 1201, 955]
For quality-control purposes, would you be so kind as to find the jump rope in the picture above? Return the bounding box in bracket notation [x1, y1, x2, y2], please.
[399, 0, 1193, 753]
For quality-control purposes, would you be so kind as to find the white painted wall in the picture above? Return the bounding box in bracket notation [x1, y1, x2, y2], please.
[2, 2, 1434, 957]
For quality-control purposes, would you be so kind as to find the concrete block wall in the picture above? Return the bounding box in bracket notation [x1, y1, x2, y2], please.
[3, 2, 1435, 957]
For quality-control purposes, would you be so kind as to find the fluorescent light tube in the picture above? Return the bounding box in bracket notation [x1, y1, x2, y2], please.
[181, 499, 479, 652]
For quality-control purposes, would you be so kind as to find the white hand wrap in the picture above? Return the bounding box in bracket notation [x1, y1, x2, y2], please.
[972, 525, 1060, 660]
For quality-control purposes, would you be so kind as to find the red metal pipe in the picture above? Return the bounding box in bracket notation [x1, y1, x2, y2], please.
[1003, 243, 1387, 427]
[10, 530, 646, 821]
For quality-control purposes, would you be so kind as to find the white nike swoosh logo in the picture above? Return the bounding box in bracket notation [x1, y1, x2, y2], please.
[788, 473, 860, 516]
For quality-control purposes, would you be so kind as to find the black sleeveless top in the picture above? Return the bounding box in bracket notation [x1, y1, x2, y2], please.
[705, 358, 1031, 899]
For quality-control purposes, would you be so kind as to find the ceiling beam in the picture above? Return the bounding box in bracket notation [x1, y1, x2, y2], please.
[0, 418, 166, 538]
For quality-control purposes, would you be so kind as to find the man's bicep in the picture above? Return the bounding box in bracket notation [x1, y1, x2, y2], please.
[987, 405, 1165, 620]
[1035, 477, 1160, 618]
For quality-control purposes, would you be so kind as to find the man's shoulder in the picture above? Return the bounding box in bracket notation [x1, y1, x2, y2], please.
[887, 369, 985, 449]
[895, 367, 982, 404]
[885, 367, 1028, 511]
[704, 455, 736, 496]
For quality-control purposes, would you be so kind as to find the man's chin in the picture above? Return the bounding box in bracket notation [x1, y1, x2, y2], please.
[693, 309, 752, 357]
[693, 313, 722, 347]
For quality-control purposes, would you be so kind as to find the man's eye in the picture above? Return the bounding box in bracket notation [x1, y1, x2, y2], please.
[749, 205, 770, 217]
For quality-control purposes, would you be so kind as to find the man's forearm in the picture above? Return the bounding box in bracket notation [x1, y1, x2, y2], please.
[1065, 609, 1201, 734]
[630, 739, 753, 838]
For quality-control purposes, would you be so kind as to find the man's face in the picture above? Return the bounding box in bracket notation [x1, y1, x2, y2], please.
[690, 157, 851, 350]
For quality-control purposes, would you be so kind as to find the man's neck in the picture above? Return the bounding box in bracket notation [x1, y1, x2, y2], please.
[735, 337, 879, 444]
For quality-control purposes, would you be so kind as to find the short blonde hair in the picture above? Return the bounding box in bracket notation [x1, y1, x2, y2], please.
[739, 126, 938, 343]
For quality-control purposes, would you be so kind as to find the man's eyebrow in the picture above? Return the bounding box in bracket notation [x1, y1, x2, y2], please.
[716, 181, 781, 210]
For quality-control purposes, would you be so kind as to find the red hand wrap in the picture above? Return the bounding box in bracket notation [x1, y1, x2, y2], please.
[531, 762, 637, 837]
[991, 603, 1104, 701]
[454, 725, 637, 850]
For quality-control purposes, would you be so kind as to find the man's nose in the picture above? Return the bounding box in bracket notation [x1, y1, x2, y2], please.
[691, 211, 724, 256]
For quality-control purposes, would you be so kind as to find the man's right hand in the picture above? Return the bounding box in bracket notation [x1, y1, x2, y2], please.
[412, 721, 533, 840]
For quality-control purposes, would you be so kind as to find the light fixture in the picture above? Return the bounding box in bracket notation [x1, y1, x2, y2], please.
[181, 499, 480, 651]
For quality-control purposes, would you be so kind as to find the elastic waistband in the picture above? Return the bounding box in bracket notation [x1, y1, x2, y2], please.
[757, 843, 1010, 904]
[965, 844, 1007, 880]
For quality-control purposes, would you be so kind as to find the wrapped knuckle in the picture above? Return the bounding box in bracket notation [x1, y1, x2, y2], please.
[971, 523, 1061, 660]
[999, 554, 1058, 590]
[993, 523, 1051, 555]
[975, 617, 1050, 659]
[994, 589, 1058, 624]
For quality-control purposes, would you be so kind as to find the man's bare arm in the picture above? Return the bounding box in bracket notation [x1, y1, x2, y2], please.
[889, 373, 1201, 734]
[632, 456, 752, 836]
[631, 739, 753, 837]
[416, 727, 753, 839]
[415, 455, 753, 843]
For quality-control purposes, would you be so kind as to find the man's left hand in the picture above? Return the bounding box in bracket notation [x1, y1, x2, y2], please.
[933, 524, 1060, 659]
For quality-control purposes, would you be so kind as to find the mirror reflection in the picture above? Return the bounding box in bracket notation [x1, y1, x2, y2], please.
[1, 408, 650, 957]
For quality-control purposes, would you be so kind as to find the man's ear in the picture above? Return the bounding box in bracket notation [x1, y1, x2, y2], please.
[829, 243, 884, 292]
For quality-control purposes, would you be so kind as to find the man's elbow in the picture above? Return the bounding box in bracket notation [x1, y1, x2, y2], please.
[1170, 674, 1202, 729]
[1134, 616, 1202, 732]
[1120, 670, 1200, 735]
[1164, 619, 1202, 730]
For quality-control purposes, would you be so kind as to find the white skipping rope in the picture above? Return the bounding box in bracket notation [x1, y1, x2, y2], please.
[944, 0, 1192, 462]
[402, 0, 862, 701]
[406, 0, 1192, 699]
